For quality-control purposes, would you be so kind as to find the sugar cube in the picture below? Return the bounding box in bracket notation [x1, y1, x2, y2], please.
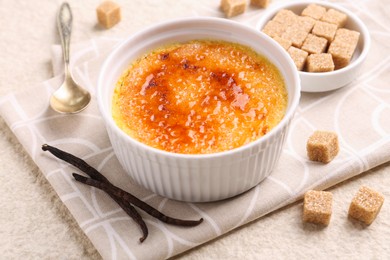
[312, 21, 338, 42]
[328, 40, 355, 69]
[221, 0, 246, 18]
[306, 53, 335, 72]
[303, 190, 333, 226]
[334, 28, 360, 44]
[301, 4, 327, 20]
[307, 130, 339, 163]
[96, 1, 121, 29]
[272, 36, 292, 50]
[287, 46, 308, 71]
[321, 8, 348, 28]
[333, 29, 360, 62]
[348, 186, 384, 225]
[272, 9, 298, 26]
[301, 34, 328, 54]
[296, 16, 316, 33]
[262, 20, 286, 38]
[281, 25, 309, 48]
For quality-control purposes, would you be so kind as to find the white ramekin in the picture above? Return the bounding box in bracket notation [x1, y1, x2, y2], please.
[256, 0, 371, 93]
[97, 17, 300, 202]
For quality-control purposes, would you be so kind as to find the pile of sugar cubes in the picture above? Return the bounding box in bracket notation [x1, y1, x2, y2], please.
[304, 131, 385, 226]
[303, 187, 384, 226]
[221, 0, 270, 18]
[262, 4, 360, 72]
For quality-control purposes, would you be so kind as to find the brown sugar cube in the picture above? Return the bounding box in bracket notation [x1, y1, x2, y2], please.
[307, 130, 339, 163]
[301, 4, 327, 20]
[296, 16, 316, 33]
[348, 186, 384, 225]
[331, 30, 359, 67]
[321, 8, 348, 28]
[96, 1, 121, 29]
[303, 190, 333, 226]
[334, 28, 360, 44]
[312, 21, 338, 42]
[287, 46, 308, 71]
[251, 0, 270, 8]
[262, 20, 286, 38]
[221, 0, 246, 18]
[281, 25, 309, 48]
[328, 40, 355, 69]
[333, 28, 360, 56]
[306, 53, 335, 72]
[272, 36, 292, 50]
[301, 34, 328, 54]
[272, 9, 298, 26]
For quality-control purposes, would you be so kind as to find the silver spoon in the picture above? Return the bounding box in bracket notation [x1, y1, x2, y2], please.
[50, 2, 91, 114]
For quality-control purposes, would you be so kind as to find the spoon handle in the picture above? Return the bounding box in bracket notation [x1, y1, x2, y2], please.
[57, 2, 73, 66]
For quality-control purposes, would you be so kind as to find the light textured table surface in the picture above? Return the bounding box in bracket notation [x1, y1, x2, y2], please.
[1, 0, 389, 259]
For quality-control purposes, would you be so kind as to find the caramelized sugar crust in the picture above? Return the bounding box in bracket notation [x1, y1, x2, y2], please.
[112, 40, 287, 154]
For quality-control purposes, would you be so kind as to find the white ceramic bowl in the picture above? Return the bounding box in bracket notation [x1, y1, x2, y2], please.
[97, 17, 300, 202]
[256, 0, 371, 92]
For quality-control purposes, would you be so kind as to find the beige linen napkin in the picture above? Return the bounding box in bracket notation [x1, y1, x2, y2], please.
[1, 2, 390, 259]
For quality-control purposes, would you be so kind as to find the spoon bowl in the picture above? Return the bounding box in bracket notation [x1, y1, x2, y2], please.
[50, 2, 91, 113]
[50, 75, 91, 113]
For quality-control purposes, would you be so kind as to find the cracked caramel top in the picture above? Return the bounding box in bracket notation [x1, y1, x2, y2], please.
[112, 40, 287, 154]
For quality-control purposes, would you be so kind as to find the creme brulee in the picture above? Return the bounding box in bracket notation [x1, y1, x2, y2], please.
[112, 40, 288, 154]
